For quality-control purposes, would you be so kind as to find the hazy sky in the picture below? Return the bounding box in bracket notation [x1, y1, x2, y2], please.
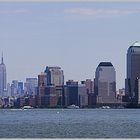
[0, 2, 140, 89]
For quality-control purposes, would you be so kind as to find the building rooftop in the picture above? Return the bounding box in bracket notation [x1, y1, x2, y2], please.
[98, 62, 113, 67]
[131, 41, 140, 47]
[128, 41, 140, 52]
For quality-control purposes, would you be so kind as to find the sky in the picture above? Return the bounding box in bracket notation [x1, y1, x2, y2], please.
[0, 2, 140, 89]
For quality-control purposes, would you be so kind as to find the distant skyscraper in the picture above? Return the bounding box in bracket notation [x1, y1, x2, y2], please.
[66, 80, 78, 106]
[44, 66, 64, 86]
[125, 41, 140, 103]
[7, 83, 11, 97]
[38, 72, 47, 97]
[78, 83, 88, 107]
[11, 80, 18, 96]
[38, 72, 47, 87]
[0, 54, 7, 97]
[18, 82, 24, 95]
[24, 78, 38, 95]
[94, 62, 116, 104]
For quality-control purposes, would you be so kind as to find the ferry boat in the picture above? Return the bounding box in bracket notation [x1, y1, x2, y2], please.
[67, 104, 79, 109]
[101, 106, 110, 109]
[22, 106, 33, 110]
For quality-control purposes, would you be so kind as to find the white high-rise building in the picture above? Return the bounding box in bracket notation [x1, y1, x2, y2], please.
[0, 54, 7, 97]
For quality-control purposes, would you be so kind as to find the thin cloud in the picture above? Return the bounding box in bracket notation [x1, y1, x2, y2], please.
[0, 9, 31, 14]
[64, 8, 140, 18]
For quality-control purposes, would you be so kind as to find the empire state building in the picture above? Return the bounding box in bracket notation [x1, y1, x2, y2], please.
[0, 54, 7, 97]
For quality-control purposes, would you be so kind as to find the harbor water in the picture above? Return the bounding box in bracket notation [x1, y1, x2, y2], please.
[0, 109, 140, 138]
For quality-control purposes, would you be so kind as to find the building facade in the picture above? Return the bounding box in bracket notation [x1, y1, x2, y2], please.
[94, 62, 116, 104]
[0, 54, 7, 97]
[78, 83, 88, 107]
[135, 78, 140, 105]
[24, 78, 38, 95]
[125, 41, 140, 103]
[65, 80, 78, 106]
[44, 66, 64, 86]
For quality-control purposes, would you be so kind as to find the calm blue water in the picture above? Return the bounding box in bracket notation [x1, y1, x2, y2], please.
[0, 109, 140, 138]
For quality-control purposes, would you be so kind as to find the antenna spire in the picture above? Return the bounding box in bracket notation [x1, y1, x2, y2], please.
[1, 52, 3, 64]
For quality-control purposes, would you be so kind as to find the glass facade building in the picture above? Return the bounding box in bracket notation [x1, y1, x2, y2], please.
[94, 62, 116, 104]
[125, 41, 140, 103]
[44, 66, 64, 86]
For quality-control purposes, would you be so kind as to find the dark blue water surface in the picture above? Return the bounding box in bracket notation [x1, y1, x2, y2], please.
[0, 109, 140, 138]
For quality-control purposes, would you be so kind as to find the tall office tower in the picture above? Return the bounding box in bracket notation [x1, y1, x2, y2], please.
[94, 62, 116, 104]
[44, 66, 64, 86]
[38, 72, 47, 96]
[78, 83, 88, 107]
[81, 79, 94, 94]
[24, 78, 38, 95]
[18, 82, 24, 95]
[65, 80, 78, 106]
[134, 78, 140, 105]
[125, 41, 140, 103]
[81, 79, 95, 106]
[7, 83, 11, 97]
[38, 72, 47, 88]
[0, 54, 7, 97]
[11, 80, 18, 96]
[38, 72, 47, 107]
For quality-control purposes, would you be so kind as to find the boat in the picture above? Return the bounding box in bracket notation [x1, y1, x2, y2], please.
[22, 106, 33, 110]
[101, 106, 110, 109]
[67, 104, 79, 109]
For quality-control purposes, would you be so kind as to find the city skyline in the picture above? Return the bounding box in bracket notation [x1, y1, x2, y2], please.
[1, 2, 140, 89]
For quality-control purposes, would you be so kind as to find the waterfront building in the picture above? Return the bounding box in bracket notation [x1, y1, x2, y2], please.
[46, 86, 57, 107]
[20, 97, 25, 107]
[134, 78, 140, 105]
[81, 79, 96, 106]
[81, 79, 94, 94]
[18, 82, 24, 95]
[55, 85, 63, 107]
[24, 78, 38, 95]
[65, 80, 78, 106]
[44, 66, 64, 86]
[38, 72, 47, 106]
[0, 54, 7, 97]
[28, 95, 36, 107]
[8, 97, 14, 107]
[78, 83, 88, 107]
[7, 83, 11, 97]
[116, 88, 125, 103]
[11, 80, 18, 96]
[125, 41, 140, 103]
[38, 72, 47, 87]
[94, 62, 116, 104]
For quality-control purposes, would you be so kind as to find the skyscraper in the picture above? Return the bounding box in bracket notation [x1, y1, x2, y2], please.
[44, 66, 64, 86]
[94, 62, 116, 104]
[24, 78, 38, 95]
[0, 54, 7, 97]
[78, 83, 88, 107]
[125, 41, 140, 103]
[65, 80, 78, 106]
